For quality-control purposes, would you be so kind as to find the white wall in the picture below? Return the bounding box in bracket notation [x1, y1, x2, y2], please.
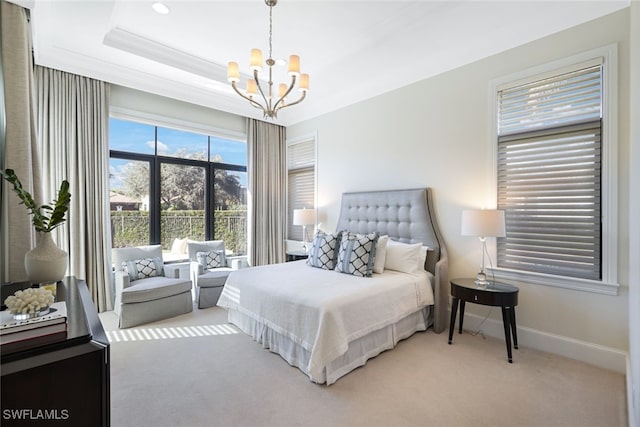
[627, 1, 639, 424]
[288, 9, 631, 370]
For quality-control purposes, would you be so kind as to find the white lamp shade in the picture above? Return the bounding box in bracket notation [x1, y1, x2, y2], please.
[293, 209, 315, 226]
[461, 209, 506, 238]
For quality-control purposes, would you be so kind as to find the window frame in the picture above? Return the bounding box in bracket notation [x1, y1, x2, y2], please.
[488, 44, 619, 295]
[286, 132, 318, 242]
[109, 110, 247, 252]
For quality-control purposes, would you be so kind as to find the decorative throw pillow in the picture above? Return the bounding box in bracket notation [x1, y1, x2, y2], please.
[307, 230, 342, 270]
[384, 240, 422, 274]
[335, 231, 379, 277]
[372, 235, 389, 274]
[196, 250, 226, 270]
[187, 240, 225, 262]
[123, 257, 164, 282]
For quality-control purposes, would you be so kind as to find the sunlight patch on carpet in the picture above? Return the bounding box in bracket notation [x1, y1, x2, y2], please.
[106, 324, 239, 342]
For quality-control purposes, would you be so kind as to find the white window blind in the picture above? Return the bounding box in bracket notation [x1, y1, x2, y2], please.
[287, 139, 315, 241]
[498, 62, 602, 135]
[497, 62, 603, 281]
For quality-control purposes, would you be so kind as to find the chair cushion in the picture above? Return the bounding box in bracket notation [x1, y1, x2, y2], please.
[120, 277, 192, 304]
[197, 268, 233, 288]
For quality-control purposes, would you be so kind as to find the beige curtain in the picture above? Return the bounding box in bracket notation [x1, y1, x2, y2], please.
[34, 66, 113, 311]
[0, 1, 41, 283]
[247, 118, 286, 266]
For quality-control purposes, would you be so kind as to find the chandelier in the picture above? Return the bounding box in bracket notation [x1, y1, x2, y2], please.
[227, 0, 309, 119]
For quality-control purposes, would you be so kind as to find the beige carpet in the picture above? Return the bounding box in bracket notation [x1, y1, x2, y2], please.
[99, 305, 627, 427]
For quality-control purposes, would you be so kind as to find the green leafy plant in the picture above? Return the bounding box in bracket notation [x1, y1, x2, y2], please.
[2, 168, 71, 233]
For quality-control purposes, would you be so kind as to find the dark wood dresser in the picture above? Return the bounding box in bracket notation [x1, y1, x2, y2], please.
[1, 277, 110, 426]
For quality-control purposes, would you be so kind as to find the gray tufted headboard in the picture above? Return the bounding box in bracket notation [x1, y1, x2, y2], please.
[336, 188, 449, 333]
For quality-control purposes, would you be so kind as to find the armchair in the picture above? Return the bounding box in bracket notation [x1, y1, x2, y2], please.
[113, 244, 193, 328]
[188, 240, 248, 309]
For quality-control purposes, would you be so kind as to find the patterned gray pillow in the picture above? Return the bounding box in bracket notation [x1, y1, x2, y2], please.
[335, 231, 379, 277]
[197, 250, 226, 269]
[307, 231, 342, 270]
[123, 257, 164, 282]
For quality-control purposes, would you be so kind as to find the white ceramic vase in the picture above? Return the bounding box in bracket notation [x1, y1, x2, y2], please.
[25, 232, 68, 284]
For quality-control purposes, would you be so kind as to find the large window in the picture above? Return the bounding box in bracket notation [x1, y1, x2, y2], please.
[109, 117, 247, 260]
[492, 46, 618, 294]
[287, 135, 316, 242]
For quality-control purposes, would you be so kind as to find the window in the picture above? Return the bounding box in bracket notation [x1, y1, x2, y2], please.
[109, 116, 247, 260]
[287, 135, 316, 241]
[492, 46, 618, 294]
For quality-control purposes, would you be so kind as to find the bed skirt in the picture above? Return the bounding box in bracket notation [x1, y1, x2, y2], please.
[227, 306, 432, 385]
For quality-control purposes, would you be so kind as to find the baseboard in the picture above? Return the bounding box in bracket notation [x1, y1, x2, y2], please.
[458, 311, 627, 374]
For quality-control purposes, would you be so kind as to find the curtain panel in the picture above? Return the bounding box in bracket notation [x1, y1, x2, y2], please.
[0, 0, 41, 283]
[34, 66, 113, 311]
[247, 119, 286, 266]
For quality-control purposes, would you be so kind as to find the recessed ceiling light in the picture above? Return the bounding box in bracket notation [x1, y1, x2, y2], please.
[275, 58, 287, 66]
[152, 2, 170, 15]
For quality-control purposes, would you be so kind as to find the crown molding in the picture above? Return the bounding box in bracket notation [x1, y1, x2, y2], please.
[34, 45, 286, 125]
[102, 26, 253, 85]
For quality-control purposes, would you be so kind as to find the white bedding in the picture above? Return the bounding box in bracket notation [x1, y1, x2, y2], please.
[217, 260, 433, 381]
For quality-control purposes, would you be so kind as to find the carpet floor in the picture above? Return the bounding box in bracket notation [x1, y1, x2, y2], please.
[99, 305, 627, 427]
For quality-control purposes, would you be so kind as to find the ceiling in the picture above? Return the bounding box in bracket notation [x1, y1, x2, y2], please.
[19, 0, 629, 126]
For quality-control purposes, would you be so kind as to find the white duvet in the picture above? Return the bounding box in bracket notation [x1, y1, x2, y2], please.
[217, 260, 433, 380]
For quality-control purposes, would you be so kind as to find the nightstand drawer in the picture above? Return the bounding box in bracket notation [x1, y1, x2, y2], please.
[451, 283, 519, 307]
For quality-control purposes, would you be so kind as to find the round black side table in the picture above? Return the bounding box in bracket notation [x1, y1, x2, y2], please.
[448, 278, 519, 363]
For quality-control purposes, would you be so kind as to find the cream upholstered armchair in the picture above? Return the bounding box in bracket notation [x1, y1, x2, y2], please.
[113, 244, 193, 328]
[188, 240, 248, 309]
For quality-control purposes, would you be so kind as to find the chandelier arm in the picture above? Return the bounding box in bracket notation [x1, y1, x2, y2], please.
[253, 70, 272, 115]
[272, 75, 297, 111]
[231, 81, 266, 111]
[275, 90, 307, 113]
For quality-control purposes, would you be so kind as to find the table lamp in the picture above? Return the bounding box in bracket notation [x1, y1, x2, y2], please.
[293, 208, 315, 252]
[461, 209, 506, 287]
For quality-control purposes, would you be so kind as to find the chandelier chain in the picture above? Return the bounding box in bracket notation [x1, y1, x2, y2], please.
[268, 3, 273, 61]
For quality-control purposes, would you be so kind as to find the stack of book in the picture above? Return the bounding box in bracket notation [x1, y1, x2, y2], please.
[0, 301, 68, 353]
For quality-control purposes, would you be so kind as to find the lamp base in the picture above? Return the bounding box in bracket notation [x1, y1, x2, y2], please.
[475, 270, 488, 288]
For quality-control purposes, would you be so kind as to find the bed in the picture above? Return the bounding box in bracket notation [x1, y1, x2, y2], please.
[217, 188, 448, 385]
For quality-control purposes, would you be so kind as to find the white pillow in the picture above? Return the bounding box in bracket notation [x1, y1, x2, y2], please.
[372, 235, 389, 274]
[419, 245, 432, 270]
[384, 240, 422, 274]
[171, 238, 188, 254]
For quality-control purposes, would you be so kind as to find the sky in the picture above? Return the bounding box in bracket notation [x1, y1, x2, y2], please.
[109, 118, 247, 190]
